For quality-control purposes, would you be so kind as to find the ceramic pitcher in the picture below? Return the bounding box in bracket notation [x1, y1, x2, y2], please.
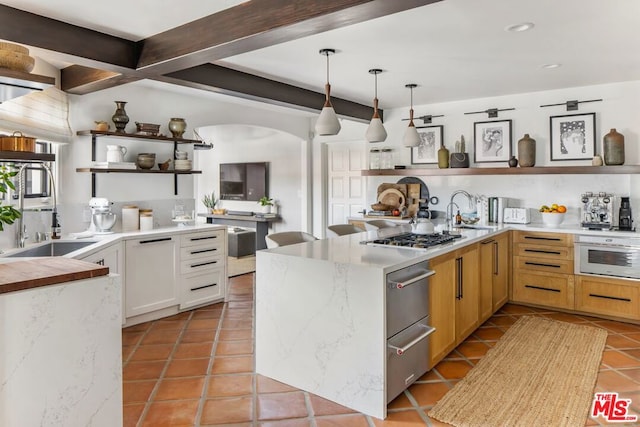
[106, 145, 127, 163]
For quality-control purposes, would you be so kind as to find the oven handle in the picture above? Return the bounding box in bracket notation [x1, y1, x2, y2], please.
[388, 325, 436, 356]
[390, 270, 435, 289]
[575, 242, 640, 251]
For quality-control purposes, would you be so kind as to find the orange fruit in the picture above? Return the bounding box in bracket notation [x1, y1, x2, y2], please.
[557, 205, 567, 213]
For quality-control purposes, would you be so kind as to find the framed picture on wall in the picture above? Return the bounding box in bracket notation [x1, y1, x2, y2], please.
[473, 119, 512, 163]
[549, 112, 596, 161]
[411, 125, 443, 164]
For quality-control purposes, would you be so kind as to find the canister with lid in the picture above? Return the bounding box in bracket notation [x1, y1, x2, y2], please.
[139, 209, 154, 231]
[122, 205, 139, 231]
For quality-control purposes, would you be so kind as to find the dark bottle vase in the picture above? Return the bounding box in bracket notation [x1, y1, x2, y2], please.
[508, 156, 518, 167]
[517, 133, 536, 167]
[437, 145, 450, 168]
[112, 101, 129, 133]
[603, 128, 625, 165]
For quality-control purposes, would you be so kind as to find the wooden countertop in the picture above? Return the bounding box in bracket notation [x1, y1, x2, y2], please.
[0, 257, 109, 295]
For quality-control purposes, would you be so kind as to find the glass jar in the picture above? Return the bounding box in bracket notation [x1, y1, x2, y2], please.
[381, 147, 393, 169]
[369, 149, 381, 170]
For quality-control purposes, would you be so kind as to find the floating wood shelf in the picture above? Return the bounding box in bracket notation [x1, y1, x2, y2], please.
[76, 130, 200, 144]
[361, 165, 640, 176]
[0, 151, 55, 162]
[76, 168, 201, 174]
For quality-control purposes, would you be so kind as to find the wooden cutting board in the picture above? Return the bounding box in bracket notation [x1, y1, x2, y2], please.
[377, 183, 407, 198]
[406, 183, 421, 217]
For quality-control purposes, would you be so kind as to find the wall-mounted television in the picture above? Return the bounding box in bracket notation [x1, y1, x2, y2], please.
[220, 162, 268, 201]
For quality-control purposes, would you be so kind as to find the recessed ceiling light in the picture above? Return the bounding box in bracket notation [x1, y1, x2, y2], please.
[505, 22, 535, 32]
[541, 63, 562, 69]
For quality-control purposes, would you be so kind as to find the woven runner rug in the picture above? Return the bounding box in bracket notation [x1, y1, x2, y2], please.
[428, 315, 607, 427]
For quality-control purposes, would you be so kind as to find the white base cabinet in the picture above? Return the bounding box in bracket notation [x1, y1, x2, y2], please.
[179, 228, 227, 309]
[125, 235, 178, 318]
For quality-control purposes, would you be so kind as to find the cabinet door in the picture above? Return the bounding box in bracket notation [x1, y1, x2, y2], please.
[125, 236, 178, 317]
[492, 233, 510, 311]
[428, 253, 456, 367]
[575, 275, 640, 320]
[82, 242, 123, 275]
[478, 239, 495, 323]
[455, 245, 480, 342]
[512, 270, 575, 310]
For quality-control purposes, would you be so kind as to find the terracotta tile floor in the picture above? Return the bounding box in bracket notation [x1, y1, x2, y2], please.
[123, 274, 640, 426]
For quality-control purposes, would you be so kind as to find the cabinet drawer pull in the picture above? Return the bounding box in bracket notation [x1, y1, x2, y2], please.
[523, 236, 562, 242]
[524, 261, 561, 269]
[388, 325, 435, 355]
[190, 248, 217, 255]
[525, 284, 561, 293]
[388, 269, 434, 289]
[190, 236, 217, 241]
[191, 260, 218, 268]
[191, 283, 217, 292]
[456, 257, 463, 300]
[523, 249, 562, 255]
[588, 293, 631, 302]
[95, 258, 105, 266]
[481, 239, 495, 245]
[493, 241, 498, 275]
[140, 237, 172, 244]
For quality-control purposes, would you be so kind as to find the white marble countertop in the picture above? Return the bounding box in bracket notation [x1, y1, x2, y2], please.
[0, 223, 226, 262]
[262, 222, 639, 272]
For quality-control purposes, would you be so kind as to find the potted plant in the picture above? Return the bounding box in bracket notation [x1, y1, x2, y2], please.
[0, 165, 20, 231]
[259, 196, 273, 213]
[202, 191, 218, 213]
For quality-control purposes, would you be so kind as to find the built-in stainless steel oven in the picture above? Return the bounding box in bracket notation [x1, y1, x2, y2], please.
[385, 261, 435, 403]
[575, 235, 640, 279]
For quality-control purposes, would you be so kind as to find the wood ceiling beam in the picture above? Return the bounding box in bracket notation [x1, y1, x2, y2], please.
[137, 0, 441, 75]
[0, 4, 138, 70]
[60, 65, 141, 95]
[160, 64, 376, 122]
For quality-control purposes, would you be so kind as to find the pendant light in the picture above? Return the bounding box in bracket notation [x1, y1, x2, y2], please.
[315, 48, 341, 136]
[403, 83, 421, 147]
[365, 69, 387, 143]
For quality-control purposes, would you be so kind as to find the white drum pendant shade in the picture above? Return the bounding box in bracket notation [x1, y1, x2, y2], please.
[366, 117, 387, 142]
[315, 49, 341, 136]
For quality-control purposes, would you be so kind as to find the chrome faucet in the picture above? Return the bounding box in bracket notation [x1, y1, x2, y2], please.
[447, 190, 475, 230]
[16, 163, 59, 248]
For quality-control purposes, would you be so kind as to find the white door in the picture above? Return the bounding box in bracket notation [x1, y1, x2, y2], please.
[327, 142, 367, 226]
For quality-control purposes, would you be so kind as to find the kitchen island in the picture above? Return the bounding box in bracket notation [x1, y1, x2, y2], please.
[0, 258, 122, 427]
[255, 226, 497, 419]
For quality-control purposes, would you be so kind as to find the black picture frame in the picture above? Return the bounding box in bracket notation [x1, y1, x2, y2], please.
[473, 119, 512, 163]
[549, 112, 596, 161]
[411, 125, 443, 165]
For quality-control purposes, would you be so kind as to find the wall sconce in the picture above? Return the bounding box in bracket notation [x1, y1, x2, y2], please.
[315, 48, 341, 136]
[403, 84, 421, 147]
[365, 68, 387, 143]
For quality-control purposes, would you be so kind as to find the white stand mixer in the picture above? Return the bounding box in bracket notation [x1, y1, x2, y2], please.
[89, 197, 116, 234]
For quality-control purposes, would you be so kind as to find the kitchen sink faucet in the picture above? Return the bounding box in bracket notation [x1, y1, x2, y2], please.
[15, 163, 60, 248]
[447, 190, 474, 230]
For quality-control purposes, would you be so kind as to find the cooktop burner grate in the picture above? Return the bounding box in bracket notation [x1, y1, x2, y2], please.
[363, 232, 462, 249]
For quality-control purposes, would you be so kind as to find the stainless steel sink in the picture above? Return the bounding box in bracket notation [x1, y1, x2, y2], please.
[5, 241, 97, 258]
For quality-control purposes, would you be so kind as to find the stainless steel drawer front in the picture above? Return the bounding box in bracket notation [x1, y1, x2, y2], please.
[386, 262, 432, 338]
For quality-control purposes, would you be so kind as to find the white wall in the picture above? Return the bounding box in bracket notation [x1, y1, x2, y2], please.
[194, 124, 307, 233]
[364, 80, 640, 226]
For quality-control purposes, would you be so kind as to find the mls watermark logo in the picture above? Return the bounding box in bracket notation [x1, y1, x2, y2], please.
[591, 392, 638, 423]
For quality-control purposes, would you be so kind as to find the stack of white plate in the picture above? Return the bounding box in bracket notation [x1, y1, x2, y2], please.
[174, 159, 192, 171]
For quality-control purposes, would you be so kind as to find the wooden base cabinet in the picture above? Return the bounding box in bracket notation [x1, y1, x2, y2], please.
[429, 244, 479, 367]
[576, 275, 640, 321]
[511, 230, 574, 310]
[479, 232, 510, 322]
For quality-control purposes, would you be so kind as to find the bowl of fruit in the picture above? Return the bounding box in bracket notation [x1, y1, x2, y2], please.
[539, 203, 567, 227]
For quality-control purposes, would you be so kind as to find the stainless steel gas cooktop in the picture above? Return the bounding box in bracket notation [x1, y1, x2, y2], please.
[361, 232, 463, 250]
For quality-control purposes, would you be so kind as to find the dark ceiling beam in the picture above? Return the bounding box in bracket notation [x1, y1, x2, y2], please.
[0, 4, 138, 70]
[160, 64, 376, 122]
[61, 65, 141, 95]
[137, 0, 441, 75]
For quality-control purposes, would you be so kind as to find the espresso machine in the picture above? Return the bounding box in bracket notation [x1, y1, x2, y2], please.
[580, 192, 619, 230]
